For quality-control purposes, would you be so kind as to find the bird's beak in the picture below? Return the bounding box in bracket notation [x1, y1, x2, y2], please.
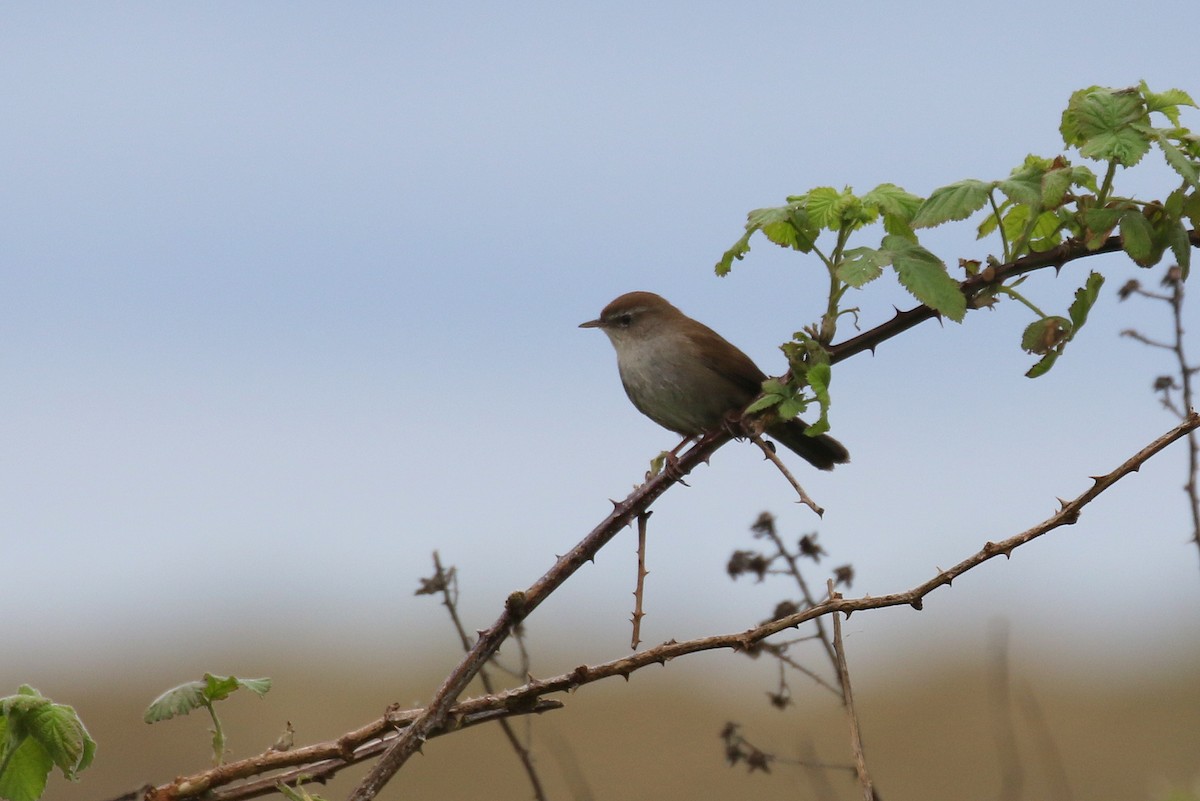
[579, 318, 603, 329]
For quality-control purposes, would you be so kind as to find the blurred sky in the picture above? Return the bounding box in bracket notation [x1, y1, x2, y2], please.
[4, 2, 1199, 685]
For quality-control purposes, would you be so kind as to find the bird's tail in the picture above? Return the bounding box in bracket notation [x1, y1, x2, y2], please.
[766, 419, 850, 471]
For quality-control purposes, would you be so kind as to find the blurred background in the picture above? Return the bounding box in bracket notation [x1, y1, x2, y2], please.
[3, 2, 1198, 799]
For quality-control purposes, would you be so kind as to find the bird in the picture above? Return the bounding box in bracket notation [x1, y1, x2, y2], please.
[580, 291, 849, 470]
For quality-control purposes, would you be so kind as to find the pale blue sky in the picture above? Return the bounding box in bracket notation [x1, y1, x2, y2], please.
[4, 2, 1198, 683]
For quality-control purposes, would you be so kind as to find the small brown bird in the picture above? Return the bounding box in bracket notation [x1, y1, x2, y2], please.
[580, 291, 849, 470]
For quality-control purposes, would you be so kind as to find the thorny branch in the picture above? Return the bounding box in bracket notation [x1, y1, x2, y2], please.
[126, 411, 1199, 801]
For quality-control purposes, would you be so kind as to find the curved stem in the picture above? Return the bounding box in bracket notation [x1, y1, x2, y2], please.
[207, 703, 226, 766]
[1097, 159, 1118, 204]
[988, 190, 1011, 262]
[995, 285, 1049, 318]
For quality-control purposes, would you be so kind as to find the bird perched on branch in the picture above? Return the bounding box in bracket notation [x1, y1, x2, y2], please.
[580, 291, 849, 470]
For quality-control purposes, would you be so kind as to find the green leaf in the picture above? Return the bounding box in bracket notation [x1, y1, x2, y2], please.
[836, 247, 890, 287]
[1021, 316, 1072, 355]
[1067, 272, 1105, 331]
[745, 378, 786, 414]
[911, 179, 992, 228]
[1153, 130, 1200, 190]
[1060, 86, 1150, 166]
[145, 674, 271, 724]
[804, 363, 832, 436]
[1184, 191, 1200, 230]
[715, 229, 754, 276]
[1001, 204, 1031, 244]
[1167, 221, 1192, 278]
[776, 393, 808, 420]
[1080, 205, 1123, 249]
[804, 187, 851, 230]
[998, 162, 1045, 206]
[0, 720, 50, 801]
[231, 677, 272, 698]
[1040, 168, 1072, 208]
[1025, 350, 1060, 378]
[750, 205, 818, 252]
[862, 183, 923, 222]
[144, 680, 208, 723]
[0, 687, 94, 801]
[1139, 80, 1197, 126]
[1119, 209, 1156, 265]
[25, 703, 94, 780]
[1028, 210, 1066, 251]
[882, 234, 967, 322]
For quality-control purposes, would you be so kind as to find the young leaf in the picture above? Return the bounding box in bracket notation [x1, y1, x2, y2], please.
[911, 179, 991, 228]
[883, 235, 967, 322]
[1067, 272, 1105, 331]
[1119, 208, 1156, 265]
[1138, 80, 1197, 126]
[998, 161, 1046, 206]
[803, 363, 832, 436]
[836, 247, 890, 287]
[1060, 86, 1150, 166]
[1167, 221, 1192, 277]
[805, 187, 852, 230]
[1001, 204, 1031, 244]
[1021, 316, 1072, 355]
[144, 674, 271, 723]
[1028, 210, 1066, 251]
[1025, 350, 1061, 378]
[1153, 131, 1200, 190]
[0, 687, 95, 801]
[862, 183, 923, 223]
[1079, 205, 1123, 249]
[715, 229, 754, 276]
[144, 680, 208, 723]
[745, 378, 786, 414]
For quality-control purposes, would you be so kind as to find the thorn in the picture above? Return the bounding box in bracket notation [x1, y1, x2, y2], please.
[910, 598, 924, 610]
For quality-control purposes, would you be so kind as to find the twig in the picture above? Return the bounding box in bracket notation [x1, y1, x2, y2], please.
[750, 433, 824, 516]
[1120, 264, 1200, 566]
[630, 511, 650, 649]
[123, 699, 563, 801]
[428, 553, 548, 801]
[829, 581, 873, 801]
[750, 513, 839, 672]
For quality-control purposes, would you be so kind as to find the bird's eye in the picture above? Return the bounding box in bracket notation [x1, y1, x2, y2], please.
[616, 313, 633, 327]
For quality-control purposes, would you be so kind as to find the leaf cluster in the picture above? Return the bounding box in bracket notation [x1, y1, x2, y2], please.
[144, 673, 271, 766]
[716, 82, 1199, 412]
[144, 673, 272, 724]
[0, 686, 95, 801]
